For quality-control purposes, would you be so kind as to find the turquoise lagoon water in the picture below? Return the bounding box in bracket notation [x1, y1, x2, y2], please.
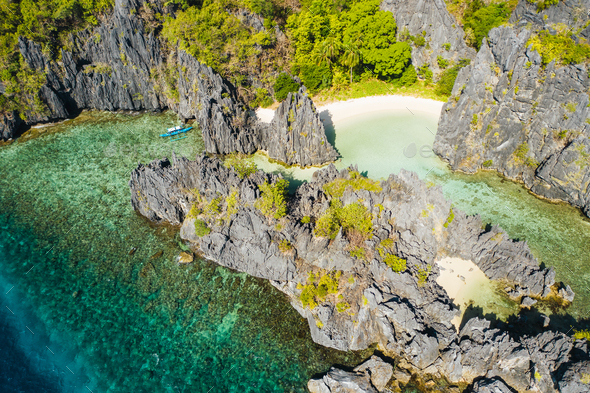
[0, 112, 369, 392]
[1, 107, 589, 392]
[256, 109, 590, 321]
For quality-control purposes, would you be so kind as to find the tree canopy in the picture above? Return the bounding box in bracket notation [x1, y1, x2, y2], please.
[287, 0, 416, 91]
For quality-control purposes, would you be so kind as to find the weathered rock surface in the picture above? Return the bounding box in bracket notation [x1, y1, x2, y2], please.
[307, 355, 393, 393]
[129, 154, 587, 392]
[3, 0, 337, 167]
[260, 87, 338, 166]
[434, 20, 590, 217]
[510, 0, 590, 30]
[469, 377, 516, 393]
[380, 0, 476, 76]
[0, 111, 21, 141]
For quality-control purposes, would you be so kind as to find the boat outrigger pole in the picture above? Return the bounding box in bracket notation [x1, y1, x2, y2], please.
[160, 125, 193, 142]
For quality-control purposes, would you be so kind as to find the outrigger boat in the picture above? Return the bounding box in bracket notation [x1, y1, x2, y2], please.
[160, 125, 193, 141]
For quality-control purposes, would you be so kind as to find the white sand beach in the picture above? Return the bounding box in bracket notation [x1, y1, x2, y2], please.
[256, 94, 444, 124]
[435, 257, 497, 330]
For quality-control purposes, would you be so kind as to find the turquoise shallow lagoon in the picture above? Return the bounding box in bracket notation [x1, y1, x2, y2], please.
[1, 107, 589, 392]
[0, 112, 368, 392]
[256, 108, 590, 321]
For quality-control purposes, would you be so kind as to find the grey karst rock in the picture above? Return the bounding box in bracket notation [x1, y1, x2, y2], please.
[380, 0, 476, 77]
[434, 24, 590, 217]
[261, 87, 338, 166]
[521, 296, 537, 307]
[557, 360, 590, 393]
[352, 356, 393, 391]
[130, 155, 585, 390]
[307, 367, 378, 393]
[510, 0, 590, 31]
[559, 285, 576, 302]
[174, 50, 259, 155]
[0, 111, 22, 141]
[469, 377, 515, 393]
[308, 355, 392, 393]
[5, 0, 338, 166]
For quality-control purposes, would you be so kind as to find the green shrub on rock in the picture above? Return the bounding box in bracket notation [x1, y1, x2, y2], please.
[256, 179, 289, 220]
[224, 154, 257, 179]
[383, 254, 406, 272]
[314, 200, 374, 239]
[194, 219, 211, 237]
[323, 170, 382, 198]
[297, 270, 342, 310]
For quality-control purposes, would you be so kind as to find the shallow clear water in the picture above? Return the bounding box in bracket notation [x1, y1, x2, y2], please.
[0, 112, 368, 392]
[256, 108, 590, 321]
[2, 108, 589, 392]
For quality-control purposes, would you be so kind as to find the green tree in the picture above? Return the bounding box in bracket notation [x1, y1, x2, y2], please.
[364, 42, 412, 79]
[313, 36, 342, 68]
[463, 2, 512, 50]
[273, 73, 299, 101]
[341, 40, 361, 84]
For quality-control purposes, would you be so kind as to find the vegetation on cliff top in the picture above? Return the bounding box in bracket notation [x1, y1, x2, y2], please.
[528, 29, 590, 66]
[446, 0, 517, 50]
[0, 0, 114, 117]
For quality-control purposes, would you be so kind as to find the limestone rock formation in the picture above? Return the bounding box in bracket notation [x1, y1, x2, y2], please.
[470, 378, 516, 393]
[260, 87, 338, 166]
[434, 24, 590, 217]
[129, 154, 586, 391]
[380, 0, 476, 76]
[3, 0, 337, 167]
[0, 111, 21, 141]
[307, 356, 393, 393]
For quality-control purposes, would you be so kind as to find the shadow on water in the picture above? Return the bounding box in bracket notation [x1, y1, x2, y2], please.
[459, 303, 590, 344]
[319, 110, 339, 156]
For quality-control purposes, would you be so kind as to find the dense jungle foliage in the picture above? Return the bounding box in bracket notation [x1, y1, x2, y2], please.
[3, 0, 584, 120]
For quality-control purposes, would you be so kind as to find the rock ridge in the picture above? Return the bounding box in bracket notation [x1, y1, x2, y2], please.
[434, 22, 590, 217]
[380, 0, 476, 77]
[3, 0, 337, 167]
[129, 153, 587, 392]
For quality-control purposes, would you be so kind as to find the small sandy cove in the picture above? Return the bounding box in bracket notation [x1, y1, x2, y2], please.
[256, 94, 444, 124]
[436, 257, 493, 329]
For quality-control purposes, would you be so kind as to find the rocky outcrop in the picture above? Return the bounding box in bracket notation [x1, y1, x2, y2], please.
[129, 154, 586, 392]
[0, 111, 22, 141]
[260, 87, 338, 166]
[3, 0, 337, 167]
[510, 0, 590, 31]
[469, 378, 516, 393]
[307, 355, 393, 393]
[434, 24, 590, 217]
[380, 0, 476, 76]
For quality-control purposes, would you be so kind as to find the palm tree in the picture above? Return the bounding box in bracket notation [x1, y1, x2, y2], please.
[313, 36, 341, 68]
[341, 40, 361, 84]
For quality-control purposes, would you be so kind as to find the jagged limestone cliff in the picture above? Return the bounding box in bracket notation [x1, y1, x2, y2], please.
[129, 154, 586, 392]
[3, 0, 337, 166]
[380, 0, 476, 76]
[434, 2, 590, 217]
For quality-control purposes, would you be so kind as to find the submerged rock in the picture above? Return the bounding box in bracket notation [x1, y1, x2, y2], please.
[178, 251, 193, 264]
[129, 154, 586, 391]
